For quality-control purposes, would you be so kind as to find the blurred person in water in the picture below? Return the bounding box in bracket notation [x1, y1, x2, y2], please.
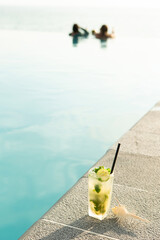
[92, 25, 115, 40]
[69, 24, 89, 37]
[69, 24, 89, 46]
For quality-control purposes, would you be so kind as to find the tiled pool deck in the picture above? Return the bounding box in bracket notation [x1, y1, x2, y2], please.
[19, 102, 160, 240]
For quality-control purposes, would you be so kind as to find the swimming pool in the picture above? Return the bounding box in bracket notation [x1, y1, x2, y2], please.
[0, 6, 160, 240]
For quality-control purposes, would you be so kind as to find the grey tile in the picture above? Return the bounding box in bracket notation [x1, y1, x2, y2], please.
[41, 177, 160, 240]
[19, 219, 112, 240]
[91, 186, 160, 240]
[131, 110, 160, 135]
[19, 220, 82, 240]
[111, 130, 160, 156]
[42, 178, 88, 225]
[153, 101, 160, 108]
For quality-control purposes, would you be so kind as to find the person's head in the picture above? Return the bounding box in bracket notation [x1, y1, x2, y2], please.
[100, 25, 108, 34]
[73, 24, 79, 33]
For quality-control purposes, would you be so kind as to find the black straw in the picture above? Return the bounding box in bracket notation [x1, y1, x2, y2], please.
[111, 143, 121, 174]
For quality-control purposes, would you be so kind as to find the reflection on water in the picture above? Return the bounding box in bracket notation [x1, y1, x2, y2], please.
[100, 39, 107, 48]
[71, 35, 107, 48]
[72, 35, 89, 47]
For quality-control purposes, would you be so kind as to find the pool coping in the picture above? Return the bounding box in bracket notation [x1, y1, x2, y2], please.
[19, 101, 160, 240]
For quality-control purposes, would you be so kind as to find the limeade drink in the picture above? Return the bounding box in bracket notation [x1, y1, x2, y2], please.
[88, 166, 114, 220]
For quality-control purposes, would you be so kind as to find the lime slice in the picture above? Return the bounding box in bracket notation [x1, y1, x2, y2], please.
[96, 168, 110, 181]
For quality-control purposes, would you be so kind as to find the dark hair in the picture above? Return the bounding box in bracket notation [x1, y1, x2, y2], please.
[100, 25, 108, 34]
[73, 24, 79, 33]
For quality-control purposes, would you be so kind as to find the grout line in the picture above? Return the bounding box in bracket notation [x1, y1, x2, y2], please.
[81, 177, 149, 193]
[42, 218, 120, 240]
[114, 184, 148, 193]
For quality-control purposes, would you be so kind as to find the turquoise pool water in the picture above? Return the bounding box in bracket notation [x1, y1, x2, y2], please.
[0, 6, 160, 240]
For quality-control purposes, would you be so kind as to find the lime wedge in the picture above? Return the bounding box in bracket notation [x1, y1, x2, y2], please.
[96, 168, 110, 181]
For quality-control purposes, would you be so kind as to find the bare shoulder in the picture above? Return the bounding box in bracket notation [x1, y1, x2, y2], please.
[95, 33, 101, 39]
[107, 33, 115, 38]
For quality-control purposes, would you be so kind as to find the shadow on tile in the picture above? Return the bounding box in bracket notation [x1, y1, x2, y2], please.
[42, 215, 137, 240]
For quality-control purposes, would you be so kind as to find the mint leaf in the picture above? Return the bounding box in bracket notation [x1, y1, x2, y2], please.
[98, 178, 102, 182]
[94, 184, 101, 193]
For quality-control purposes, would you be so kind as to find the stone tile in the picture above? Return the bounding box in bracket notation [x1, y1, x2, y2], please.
[19, 219, 112, 240]
[42, 178, 88, 225]
[91, 186, 160, 240]
[84, 150, 160, 193]
[131, 110, 160, 135]
[152, 101, 160, 108]
[111, 130, 160, 156]
[41, 177, 160, 240]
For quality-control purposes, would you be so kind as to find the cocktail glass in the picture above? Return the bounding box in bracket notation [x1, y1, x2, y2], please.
[88, 167, 114, 220]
